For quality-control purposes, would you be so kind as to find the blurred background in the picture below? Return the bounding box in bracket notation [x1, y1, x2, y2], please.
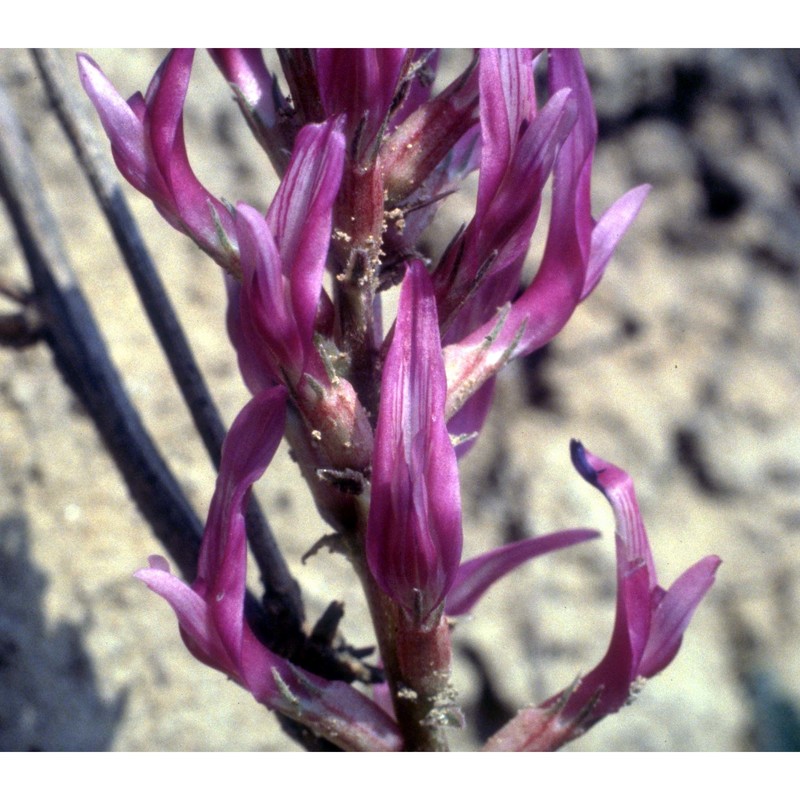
[1, 49, 798, 751]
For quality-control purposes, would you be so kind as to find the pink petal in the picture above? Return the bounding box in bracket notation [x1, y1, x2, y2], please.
[147, 49, 237, 253]
[77, 53, 169, 207]
[236, 203, 305, 379]
[475, 48, 535, 220]
[135, 558, 238, 676]
[265, 118, 345, 351]
[582, 184, 651, 299]
[223, 274, 278, 394]
[195, 386, 287, 661]
[446, 528, 600, 616]
[640, 555, 721, 677]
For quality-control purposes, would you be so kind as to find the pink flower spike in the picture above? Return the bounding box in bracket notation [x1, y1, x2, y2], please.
[445, 528, 600, 617]
[367, 261, 462, 625]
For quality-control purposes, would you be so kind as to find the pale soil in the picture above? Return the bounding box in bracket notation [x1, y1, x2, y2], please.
[1, 49, 798, 751]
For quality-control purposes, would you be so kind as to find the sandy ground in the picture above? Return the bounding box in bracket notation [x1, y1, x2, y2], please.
[1, 49, 799, 751]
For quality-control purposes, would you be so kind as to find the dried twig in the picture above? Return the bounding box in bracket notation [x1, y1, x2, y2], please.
[0, 80, 204, 580]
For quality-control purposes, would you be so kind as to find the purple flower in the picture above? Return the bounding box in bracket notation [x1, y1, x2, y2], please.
[366, 260, 462, 625]
[81, 47, 703, 750]
[485, 441, 721, 751]
[443, 50, 649, 426]
[229, 118, 345, 391]
[136, 386, 401, 751]
[366, 262, 600, 625]
[437, 49, 579, 453]
[78, 50, 239, 273]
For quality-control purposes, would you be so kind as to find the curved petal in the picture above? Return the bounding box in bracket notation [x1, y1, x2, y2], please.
[135, 556, 239, 677]
[640, 555, 722, 677]
[79, 50, 237, 268]
[486, 441, 719, 750]
[582, 184, 651, 300]
[446, 528, 600, 616]
[147, 49, 237, 254]
[266, 118, 345, 350]
[77, 53, 171, 209]
[562, 440, 718, 722]
[195, 386, 287, 662]
[236, 202, 304, 380]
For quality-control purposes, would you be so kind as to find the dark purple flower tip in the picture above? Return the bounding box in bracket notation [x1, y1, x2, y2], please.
[563, 441, 720, 725]
[569, 438, 604, 492]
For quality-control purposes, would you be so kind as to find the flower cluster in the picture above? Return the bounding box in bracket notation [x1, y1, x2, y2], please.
[80, 48, 719, 751]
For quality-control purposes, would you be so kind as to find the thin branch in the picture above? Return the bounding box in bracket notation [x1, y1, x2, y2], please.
[31, 49, 303, 632]
[0, 80, 203, 581]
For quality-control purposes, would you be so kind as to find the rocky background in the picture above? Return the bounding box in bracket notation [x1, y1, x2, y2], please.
[1, 49, 798, 751]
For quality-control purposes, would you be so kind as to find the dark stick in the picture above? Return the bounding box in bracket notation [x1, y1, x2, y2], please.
[31, 49, 304, 632]
[0, 80, 203, 581]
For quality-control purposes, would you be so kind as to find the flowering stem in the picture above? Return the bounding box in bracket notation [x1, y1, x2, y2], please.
[359, 562, 454, 751]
